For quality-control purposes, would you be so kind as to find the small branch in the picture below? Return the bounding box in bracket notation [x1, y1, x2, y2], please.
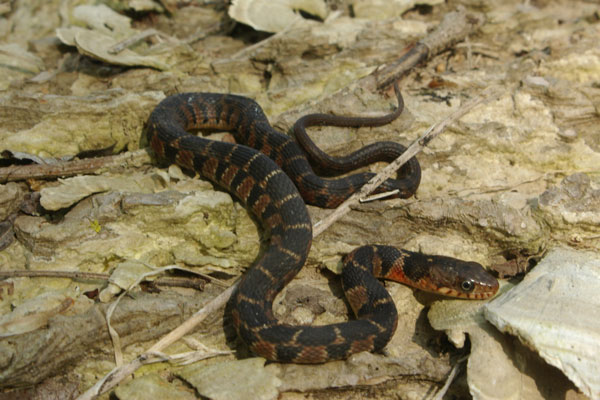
[431, 356, 467, 400]
[0, 149, 151, 183]
[374, 7, 485, 89]
[108, 29, 168, 55]
[0, 270, 208, 290]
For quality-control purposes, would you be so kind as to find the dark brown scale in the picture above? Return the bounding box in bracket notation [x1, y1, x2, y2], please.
[147, 90, 499, 364]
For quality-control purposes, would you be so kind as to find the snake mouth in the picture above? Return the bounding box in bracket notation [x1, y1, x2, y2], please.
[437, 286, 498, 299]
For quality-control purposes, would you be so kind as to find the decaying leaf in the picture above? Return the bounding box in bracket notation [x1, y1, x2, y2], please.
[56, 4, 170, 69]
[228, 0, 328, 33]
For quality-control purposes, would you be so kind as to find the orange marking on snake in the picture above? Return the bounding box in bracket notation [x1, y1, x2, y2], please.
[296, 346, 328, 364]
[237, 176, 256, 202]
[201, 157, 219, 180]
[221, 165, 240, 188]
[251, 340, 278, 361]
[350, 336, 375, 354]
[175, 149, 194, 170]
[251, 194, 271, 217]
[346, 285, 369, 315]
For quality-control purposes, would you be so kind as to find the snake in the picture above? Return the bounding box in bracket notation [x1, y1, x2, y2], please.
[146, 85, 499, 363]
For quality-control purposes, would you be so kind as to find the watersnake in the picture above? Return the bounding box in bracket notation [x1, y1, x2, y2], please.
[146, 85, 499, 363]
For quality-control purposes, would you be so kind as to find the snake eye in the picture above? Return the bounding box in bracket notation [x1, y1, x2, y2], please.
[461, 280, 475, 292]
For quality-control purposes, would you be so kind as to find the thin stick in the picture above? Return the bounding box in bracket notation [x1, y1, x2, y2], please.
[374, 7, 484, 89]
[0, 149, 150, 183]
[108, 29, 165, 54]
[0, 270, 209, 289]
[431, 357, 467, 400]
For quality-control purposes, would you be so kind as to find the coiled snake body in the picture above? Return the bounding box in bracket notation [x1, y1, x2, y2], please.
[147, 87, 499, 363]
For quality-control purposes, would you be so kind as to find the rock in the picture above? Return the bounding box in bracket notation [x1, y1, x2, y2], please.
[485, 247, 600, 399]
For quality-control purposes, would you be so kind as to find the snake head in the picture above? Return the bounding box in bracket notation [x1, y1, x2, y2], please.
[424, 256, 499, 299]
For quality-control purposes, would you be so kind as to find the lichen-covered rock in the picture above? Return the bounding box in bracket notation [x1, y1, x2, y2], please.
[0, 90, 162, 157]
[537, 173, 600, 233]
[0, 182, 26, 221]
[114, 373, 196, 400]
[178, 358, 281, 400]
[15, 170, 259, 272]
